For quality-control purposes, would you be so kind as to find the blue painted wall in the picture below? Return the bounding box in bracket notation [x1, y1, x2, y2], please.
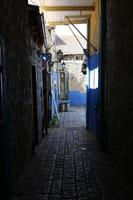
[86, 53, 101, 136]
[51, 70, 59, 118]
[69, 90, 86, 106]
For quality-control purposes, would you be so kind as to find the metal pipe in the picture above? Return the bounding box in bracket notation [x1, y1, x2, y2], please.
[67, 24, 84, 49]
[47, 42, 55, 50]
[66, 16, 97, 52]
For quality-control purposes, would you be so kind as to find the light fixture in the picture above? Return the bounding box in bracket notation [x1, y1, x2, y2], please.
[61, 61, 66, 70]
[81, 58, 87, 75]
[41, 52, 52, 63]
[57, 50, 64, 62]
[83, 49, 89, 57]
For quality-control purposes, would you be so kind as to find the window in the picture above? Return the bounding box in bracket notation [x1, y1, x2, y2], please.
[90, 67, 99, 89]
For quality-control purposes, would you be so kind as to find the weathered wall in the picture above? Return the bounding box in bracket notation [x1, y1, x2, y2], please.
[48, 28, 59, 118]
[66, 61, 86, 92]
[30, 40, 44, 142]
[106, 0, 133, 181]
[0, 0, 33, 182]
[65, 60, 86, 106]
[36, 64, 44, 140]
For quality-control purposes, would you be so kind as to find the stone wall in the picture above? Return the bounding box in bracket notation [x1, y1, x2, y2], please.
[30, 40, 44, 143]
[106, 0, 133, 181]
[65, 60, 86, 106]
[36, 64, 44, 140]
[0, 0, 33, 183]
[65, 60, 86, 92]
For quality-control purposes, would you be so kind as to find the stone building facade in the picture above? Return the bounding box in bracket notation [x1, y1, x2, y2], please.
[64, 59, 87, 106]
[64, 60, 86, 92]
[55, 34, 87, 106]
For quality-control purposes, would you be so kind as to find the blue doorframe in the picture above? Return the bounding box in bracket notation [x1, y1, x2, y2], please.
[86, 52, 101, 138]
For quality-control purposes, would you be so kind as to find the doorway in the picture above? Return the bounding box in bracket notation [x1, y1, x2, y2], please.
[31, 65, 39, 146]
[86, 0, 107, 149]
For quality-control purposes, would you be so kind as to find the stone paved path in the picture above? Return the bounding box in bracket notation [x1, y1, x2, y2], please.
[12, 107, 133, 200]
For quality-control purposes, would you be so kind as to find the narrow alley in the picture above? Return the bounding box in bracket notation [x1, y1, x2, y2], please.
[1, 1, 133, 199]
[13, 107, 132, 200]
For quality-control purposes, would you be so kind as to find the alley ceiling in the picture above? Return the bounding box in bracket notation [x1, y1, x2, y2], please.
[28, 0, 96, 26]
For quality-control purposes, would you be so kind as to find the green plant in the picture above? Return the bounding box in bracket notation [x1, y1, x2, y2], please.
[50, 116, 59, 127]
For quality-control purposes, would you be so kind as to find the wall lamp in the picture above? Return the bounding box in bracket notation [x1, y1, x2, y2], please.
[61, 61, 66, 70]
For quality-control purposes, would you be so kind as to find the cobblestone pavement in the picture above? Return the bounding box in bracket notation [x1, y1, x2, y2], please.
[12, 107, 133, 200]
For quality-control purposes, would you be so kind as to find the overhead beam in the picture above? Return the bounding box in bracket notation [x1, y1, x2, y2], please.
[47, 19, 87, 26]
[40, 6, 95, 11]
[65, 15, 91, 19]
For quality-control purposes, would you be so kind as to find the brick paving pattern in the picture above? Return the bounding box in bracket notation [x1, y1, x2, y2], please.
[12, 107, 133, 200]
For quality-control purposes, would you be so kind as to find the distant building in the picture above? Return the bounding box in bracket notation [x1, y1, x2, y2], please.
[55, 34, 87, 106]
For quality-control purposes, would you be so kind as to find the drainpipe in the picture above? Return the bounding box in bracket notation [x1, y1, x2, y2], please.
[100, 0, 108, 152]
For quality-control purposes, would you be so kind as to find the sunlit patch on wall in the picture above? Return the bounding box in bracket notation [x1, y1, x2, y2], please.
[90, 67, 98, 89]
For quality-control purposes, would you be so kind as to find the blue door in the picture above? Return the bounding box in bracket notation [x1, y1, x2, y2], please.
[86, 53, 101, 138]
